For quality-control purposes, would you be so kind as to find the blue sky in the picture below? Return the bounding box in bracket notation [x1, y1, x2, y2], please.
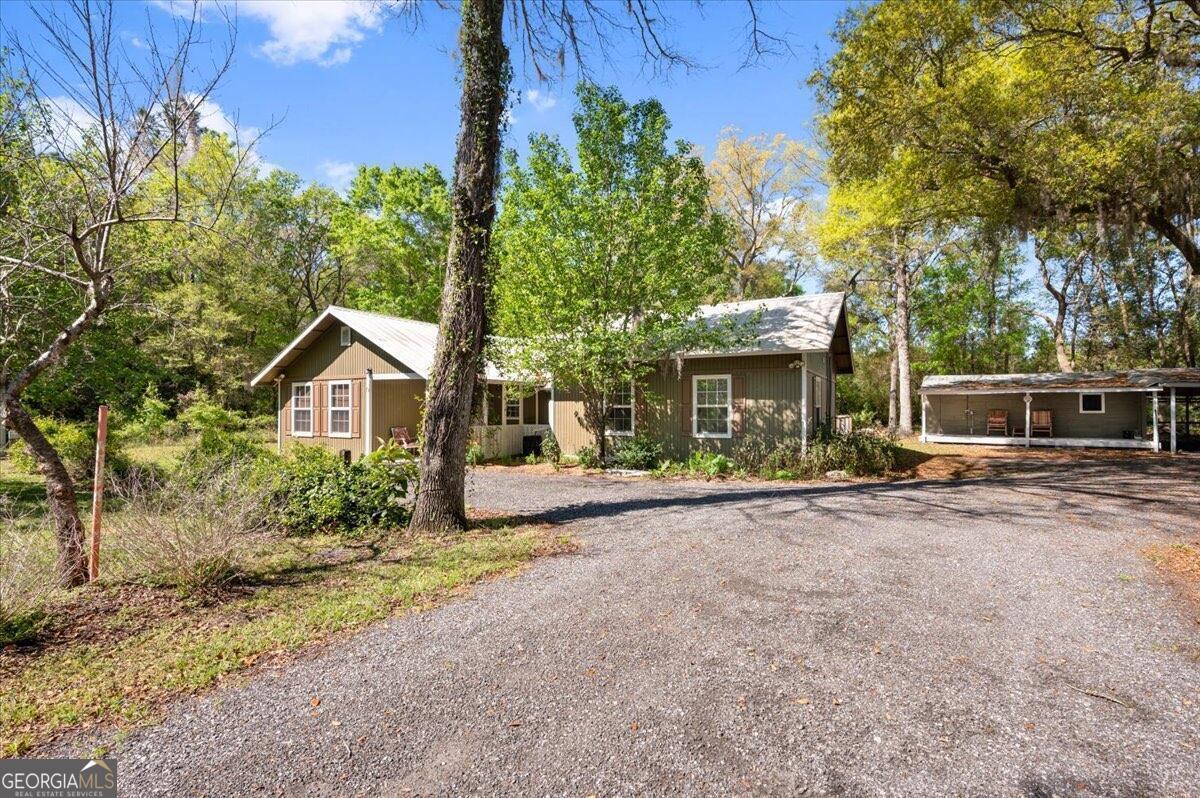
[3, 0, 851, 190]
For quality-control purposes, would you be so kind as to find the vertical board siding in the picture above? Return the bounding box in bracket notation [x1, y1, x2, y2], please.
[276, 323, 424, 459]
[926, 391, 1147, 439]
[552, 353, 809, 457]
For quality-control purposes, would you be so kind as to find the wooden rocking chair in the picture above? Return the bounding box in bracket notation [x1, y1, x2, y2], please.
[986, 409, 1009, 436]
[1030, 410, 1053, 438]
[389, 426, 420, 453]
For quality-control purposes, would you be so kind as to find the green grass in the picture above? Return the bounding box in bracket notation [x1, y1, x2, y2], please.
[0, 526, 567, 756]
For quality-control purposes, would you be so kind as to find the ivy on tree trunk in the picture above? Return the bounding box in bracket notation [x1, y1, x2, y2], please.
[410, 0, 509, 533]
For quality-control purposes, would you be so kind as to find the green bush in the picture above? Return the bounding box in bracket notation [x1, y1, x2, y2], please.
[851, 408, 879, 431]
[686, 449, 733, 477]
[466, 442, 485, 466]
[175, 427, 276, 488]
[539, 431, 561, 463]
[270, 441, 417, 537]
[576, 444, 602, 470]
[733, 430, 899, 480]
[8, 417, 129, 482]
[610, 435, 662, 470]
[176, 389, 246, 437]
[122, 384, 171, 442]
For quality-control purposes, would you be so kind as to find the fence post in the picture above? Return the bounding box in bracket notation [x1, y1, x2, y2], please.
[89, 404, 109, 582]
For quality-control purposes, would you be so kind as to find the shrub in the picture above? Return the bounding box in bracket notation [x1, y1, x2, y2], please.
[686, 449, 733, 477]
[539, 431, 561, 463]
[740, 430, 899, 480]
[851, 408, 878, 430]
[8, 417, 129, 483]
[576, 444, 602, 470]
[466, 442, 485, 466]
[610, 435, 662, 470]
[270, 441, 417, 537]
[123, 384, 171, 442]
[176, 389, 245, 437]
[0, 515, 57, 644]
[108, 464, 274, 595]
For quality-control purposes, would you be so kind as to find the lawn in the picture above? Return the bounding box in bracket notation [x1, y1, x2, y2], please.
[0, 439, 575, 756]
[0, 522, 573, 757]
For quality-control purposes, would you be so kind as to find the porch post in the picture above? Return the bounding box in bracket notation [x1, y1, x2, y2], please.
[800, 359, 809, 455]
[1152, 391, 1160, 451]
[920, 394, 927, 441]
[1023, 393, 1032, 448]
[1170, 387, 1177, 454]
[548, 382, 555, 434]
[364, 368, 374, 455]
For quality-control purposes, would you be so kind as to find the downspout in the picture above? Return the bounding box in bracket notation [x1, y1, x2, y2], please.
[364, 368, 374, 456]
[801, 356, 809, 455]
[274, 375, 284, 455]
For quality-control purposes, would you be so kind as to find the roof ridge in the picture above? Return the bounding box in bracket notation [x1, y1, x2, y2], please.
[329, 305, 440, 328]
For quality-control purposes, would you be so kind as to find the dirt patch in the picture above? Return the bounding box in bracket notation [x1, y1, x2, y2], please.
[1144, 540, 1200, 610]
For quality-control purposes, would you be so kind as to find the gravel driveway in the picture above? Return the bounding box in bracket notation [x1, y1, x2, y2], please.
[100, 456, 1199, 796]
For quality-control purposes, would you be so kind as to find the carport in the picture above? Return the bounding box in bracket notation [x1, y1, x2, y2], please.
[920, 367, 1200, 454]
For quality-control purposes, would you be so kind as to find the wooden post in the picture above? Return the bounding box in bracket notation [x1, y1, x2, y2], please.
[1024, 393, 1032, 448]
[1152, 391, 1160, 452]
[89, 404, 109, 582]
[1170, 387, 1177, 454]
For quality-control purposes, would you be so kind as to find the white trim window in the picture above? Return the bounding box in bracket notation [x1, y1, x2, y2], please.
[329, 380, 352, 437]
[1079, 392, 1105, 414]
[605, 381, 634, 436]
[504, 387, 522, 425]
[291, 383, 313, 437]
[339, 325, 352, 346]
[693, 374, 732, 438]
[812, 374, 826, 427]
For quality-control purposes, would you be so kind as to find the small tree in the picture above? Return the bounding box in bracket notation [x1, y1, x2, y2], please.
[494, 84, 748, 462]
[0, 1, 246, 587]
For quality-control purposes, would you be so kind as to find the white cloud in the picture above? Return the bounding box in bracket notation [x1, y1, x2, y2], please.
[239, 1, 383, 67]
[524, 89, 557, 113]
[320, 159, 357, 191]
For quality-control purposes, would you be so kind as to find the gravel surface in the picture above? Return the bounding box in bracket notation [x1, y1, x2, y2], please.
[71, 456, 1200, 796]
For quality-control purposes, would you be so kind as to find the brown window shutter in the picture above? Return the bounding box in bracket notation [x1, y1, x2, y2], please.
[680, 376, 692, 437]
[282, 388, 291, 436]
[351, 379, 362, 438]
[313, 380, 325, 437]
[732, 373, 746, 437]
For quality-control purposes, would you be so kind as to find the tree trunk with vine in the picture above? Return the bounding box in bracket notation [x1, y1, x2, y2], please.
[410, 0, 509, 532]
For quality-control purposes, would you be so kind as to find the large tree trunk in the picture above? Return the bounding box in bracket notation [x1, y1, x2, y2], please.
[894, 256, 914, 436]
[2, 399, 88, 587]
[410, 0, 508, 533]
[887, 342, 898, 432]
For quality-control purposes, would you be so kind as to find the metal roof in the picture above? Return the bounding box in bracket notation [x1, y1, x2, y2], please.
[250, 306, 507, 386]
[253, 293, 854, 387]
[691, 292, 853, 373]
[920, 368, 1200, 394]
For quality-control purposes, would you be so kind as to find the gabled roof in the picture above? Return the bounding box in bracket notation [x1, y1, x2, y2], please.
[253, 293, 854, 387]
[920, 367, 1200, 394]
[691, 292, 853, 373]
[250, 306, 509, 387]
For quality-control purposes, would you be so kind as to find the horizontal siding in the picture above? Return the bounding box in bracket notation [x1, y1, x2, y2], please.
[925, 391, 1147, 439]
[284, 326, 409, 380]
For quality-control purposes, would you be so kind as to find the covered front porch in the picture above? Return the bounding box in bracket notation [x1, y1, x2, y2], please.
[919, 368, 1200, 454]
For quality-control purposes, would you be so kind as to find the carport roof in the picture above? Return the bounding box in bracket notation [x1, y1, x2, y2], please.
[921, 368, 1200, 394]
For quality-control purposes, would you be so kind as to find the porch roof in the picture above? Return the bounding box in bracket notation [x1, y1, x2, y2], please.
[921, 368, 1200, 395]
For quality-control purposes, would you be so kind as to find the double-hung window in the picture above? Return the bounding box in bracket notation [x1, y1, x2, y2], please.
[693, 375, 732, 438]
[291, 383, 313, 437]
[329, 381, 352, 437]
[504, 388, 522, 425]
[605, 382, 634, 436]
